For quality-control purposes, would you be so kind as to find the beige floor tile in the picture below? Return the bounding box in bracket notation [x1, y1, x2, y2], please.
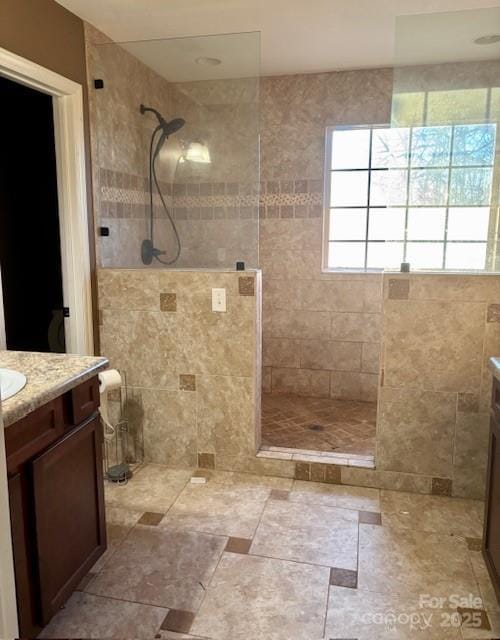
[358, 524, 480, 599]
[380, 490, 483, 537]
[251, 499, 358, 569]
[38, 591, 167, 639]
[87, 526, 226, 611]
[190, 553, 329, 640]
[290, 480, 380, 511]
[325, 586, 461, 639]
[89, 506, 143, 574]
[161, 482, 270, 538]
[104, 464, 192, 513]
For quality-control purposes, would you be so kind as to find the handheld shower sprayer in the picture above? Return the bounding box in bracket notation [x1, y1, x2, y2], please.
[140, 104, 185, 265]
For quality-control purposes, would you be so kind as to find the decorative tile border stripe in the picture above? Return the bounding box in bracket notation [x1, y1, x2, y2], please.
[98, 165, 325, 221]
[174, 194, 259, 208]
[101, 186, 173, 207]
[100, 191, 322, 210]
[260, 192, 323, 207]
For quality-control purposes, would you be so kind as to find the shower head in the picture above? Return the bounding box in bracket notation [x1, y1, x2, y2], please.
[140, 104, 185, 137]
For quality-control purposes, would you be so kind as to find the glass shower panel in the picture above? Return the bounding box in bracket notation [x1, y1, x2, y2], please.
[388, 7, 500, 272]
[90, 32, 260, 269]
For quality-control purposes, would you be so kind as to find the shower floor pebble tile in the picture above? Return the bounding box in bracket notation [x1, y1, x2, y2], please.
[41, 463, 496, 640]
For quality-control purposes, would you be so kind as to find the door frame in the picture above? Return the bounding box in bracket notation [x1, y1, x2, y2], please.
[0, 47, 93, 355]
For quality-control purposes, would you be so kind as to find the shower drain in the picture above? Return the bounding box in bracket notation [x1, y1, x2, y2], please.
[308, 424, 325, 432]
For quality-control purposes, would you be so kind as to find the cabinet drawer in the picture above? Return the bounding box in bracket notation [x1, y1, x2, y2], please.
[70, 376, 99, 425]
[5, 398, 64, 473]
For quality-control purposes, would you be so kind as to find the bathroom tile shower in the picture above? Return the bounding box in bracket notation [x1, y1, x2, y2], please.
[86, 11, 500, 499]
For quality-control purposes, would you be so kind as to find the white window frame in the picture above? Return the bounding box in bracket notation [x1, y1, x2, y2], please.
[322, 124, 387, 273]
[322, 123, 499, 274]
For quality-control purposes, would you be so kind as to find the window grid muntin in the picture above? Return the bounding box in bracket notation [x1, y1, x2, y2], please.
[327, 123, 495, 271]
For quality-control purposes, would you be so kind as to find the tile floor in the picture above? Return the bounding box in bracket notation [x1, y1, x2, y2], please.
[39, 463, 500, 640]
[261, 393, 377, 456]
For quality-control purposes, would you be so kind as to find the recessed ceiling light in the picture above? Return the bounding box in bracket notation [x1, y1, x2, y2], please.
[474, 34, 500, 45]
[195, 56, 222, 66]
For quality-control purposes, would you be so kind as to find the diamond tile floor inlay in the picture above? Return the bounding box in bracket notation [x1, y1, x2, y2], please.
[39, 463, 498, 640]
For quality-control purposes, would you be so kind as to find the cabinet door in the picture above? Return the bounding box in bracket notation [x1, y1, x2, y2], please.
[32, 415, 106, 623]
[8, 472, 41, 639]
[484, 415, 500, 603]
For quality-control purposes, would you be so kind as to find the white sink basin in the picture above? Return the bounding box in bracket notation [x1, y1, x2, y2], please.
[0, 368, 27, 401]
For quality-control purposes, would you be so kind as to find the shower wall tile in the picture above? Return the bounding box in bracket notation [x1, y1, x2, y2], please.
[452, 412, 490, 499]
[270, 309, 331, 340]
[330, 313, 382, 342]
[271, 368, 330, 398]
[98, 268, 160, 311]
[99, 309, 178, 390]
[258, 70, 391, 401]
[263, 338, 301, 368]
[299, 340, 362, 372]
[140, 389, 197, 468]
[98, 268, 260, 469]
[377, 387, 456, 477]
[383, 299, 485, 393]
[330, 372, 378, 402]
[197, 375, 256, 458]
[260, 68, 393, 181]
[379, 272, 500, 499]
[361, 343, 381, 375]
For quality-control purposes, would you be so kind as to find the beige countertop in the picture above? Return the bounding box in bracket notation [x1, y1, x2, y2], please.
[0, 351, 108, 427]
[489, 357, 500, 383]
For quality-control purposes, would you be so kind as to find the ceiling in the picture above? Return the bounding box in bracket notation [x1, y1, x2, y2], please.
[57, 0, 500, 78]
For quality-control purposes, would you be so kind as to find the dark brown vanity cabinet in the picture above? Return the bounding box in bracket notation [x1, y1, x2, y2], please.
[484, 377, 500, 604]
[5, 376, 106, 638]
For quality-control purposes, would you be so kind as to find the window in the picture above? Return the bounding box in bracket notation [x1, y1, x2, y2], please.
[324, 122, 497, 271]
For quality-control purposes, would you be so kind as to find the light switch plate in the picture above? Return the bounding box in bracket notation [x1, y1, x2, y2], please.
[212, 288, 226, 312]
